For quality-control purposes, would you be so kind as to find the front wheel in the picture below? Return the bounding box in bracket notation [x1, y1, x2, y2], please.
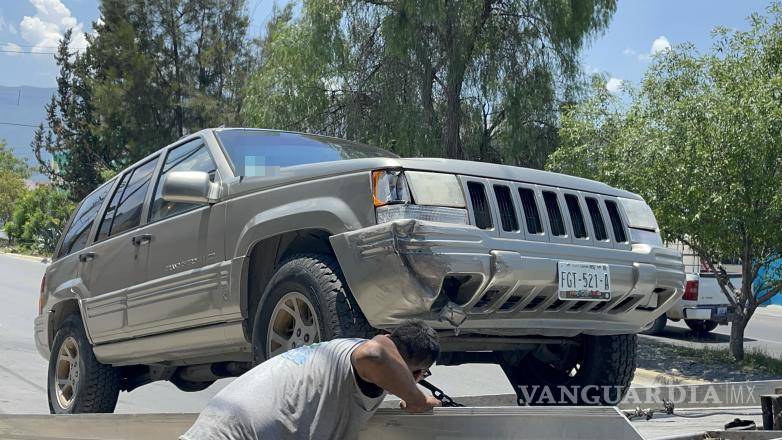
[47, 315, 120, 414]
[685, 319, 718, 335]
[499, 334, 636, 406]
[251, 254, 374, 364]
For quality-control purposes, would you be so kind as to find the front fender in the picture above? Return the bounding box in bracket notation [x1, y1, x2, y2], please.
[232, 197, 365, 258]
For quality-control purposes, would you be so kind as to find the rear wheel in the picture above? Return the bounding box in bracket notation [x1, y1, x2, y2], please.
[251, 254, 375, 364]
[685, 319, 718, 335]
[641, 313, 667, 335]
[499, 334, 636, 406]
[47, 315, 120, 414]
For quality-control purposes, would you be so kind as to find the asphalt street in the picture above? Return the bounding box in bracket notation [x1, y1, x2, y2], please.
[644, 307, 782, 358]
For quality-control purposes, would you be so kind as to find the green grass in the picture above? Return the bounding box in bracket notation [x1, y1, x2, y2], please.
[664, 343, 782, 377]
[0, 244, 50, 259]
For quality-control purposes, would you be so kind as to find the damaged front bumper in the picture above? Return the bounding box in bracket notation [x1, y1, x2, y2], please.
[329, 219, 685, 337]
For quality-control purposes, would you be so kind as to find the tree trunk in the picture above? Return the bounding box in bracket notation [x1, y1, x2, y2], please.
[444, 88, 463, 159]
[730, 312, 748, 360]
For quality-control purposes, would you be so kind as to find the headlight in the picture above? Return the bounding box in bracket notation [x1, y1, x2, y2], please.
[618, 197, 659, 231]
[404, 171, 465, 207]
[628, 228, 663, 247]
[372, 169, 469, 225]
[372, 170, 411, 206]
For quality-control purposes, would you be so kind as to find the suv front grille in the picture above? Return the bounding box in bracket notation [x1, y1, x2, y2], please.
[518, 187, 543, 234]
[467, 182, 493, 230]
[493, 185, 518, 232]
[462, 178, 630, 248]
[605, 200, 628, 243]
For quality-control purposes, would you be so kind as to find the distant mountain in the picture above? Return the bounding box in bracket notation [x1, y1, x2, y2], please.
[0, 85, 55, 181]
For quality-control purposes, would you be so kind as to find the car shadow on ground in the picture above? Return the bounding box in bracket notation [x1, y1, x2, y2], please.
[656, 325, 757, 344]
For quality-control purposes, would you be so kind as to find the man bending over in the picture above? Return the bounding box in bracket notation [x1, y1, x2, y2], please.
[181, 319, 442, 440]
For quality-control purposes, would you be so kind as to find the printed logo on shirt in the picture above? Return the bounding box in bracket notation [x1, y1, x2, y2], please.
[280, 343, 323, 365]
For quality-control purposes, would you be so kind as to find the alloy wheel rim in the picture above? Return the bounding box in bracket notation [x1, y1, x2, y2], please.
[55, 336, 80, 409]
[267, 291, 321, 358]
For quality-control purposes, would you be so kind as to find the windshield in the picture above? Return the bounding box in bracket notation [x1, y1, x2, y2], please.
[216, 129, 397, 177]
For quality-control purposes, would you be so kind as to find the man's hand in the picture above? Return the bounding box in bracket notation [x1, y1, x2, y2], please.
[399, 396, 442, 414]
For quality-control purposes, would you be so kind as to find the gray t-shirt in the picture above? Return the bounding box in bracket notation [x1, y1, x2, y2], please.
[181, 338, 386, 440]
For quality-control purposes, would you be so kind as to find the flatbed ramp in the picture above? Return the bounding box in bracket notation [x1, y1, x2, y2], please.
[0, 407, 643, 440]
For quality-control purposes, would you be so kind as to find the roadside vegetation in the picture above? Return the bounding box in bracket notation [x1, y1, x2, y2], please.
[548, 4, 782, 360]
[638, 338, 782, 382]
[0, 140, 71, 257]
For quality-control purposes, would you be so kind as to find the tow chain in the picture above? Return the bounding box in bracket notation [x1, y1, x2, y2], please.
[418, 379, 465, 407]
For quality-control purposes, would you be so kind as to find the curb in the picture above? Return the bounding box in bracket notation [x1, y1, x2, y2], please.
[0, 251, 49, 264]
[633, 367, 708, 386]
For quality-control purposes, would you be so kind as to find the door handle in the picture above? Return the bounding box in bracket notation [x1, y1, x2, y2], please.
[131, 234, 153, 246]
[78, 252, 95, 262]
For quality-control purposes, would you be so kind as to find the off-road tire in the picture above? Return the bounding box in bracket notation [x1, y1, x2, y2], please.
[641, 313, 667, 335]
[47, 314, 120, 414]
[500, 334, 636, 406]
[251, 253, 375, 365]
[685, 319, 718, 335]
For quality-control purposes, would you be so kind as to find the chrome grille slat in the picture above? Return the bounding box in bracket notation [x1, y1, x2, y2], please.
[467, 182, 493, 230]
[493, 185, 519, 232]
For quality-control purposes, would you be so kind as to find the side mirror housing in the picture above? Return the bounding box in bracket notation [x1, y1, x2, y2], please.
[161, 171, 218, 204]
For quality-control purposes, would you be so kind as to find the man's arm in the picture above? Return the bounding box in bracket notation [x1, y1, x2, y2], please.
[351, 335, 440, 414]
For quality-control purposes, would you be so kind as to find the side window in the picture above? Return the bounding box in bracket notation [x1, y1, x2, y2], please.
[96, 157, 158, 241]
[56, 182, 112, 258]
[149, 140, 217, 222]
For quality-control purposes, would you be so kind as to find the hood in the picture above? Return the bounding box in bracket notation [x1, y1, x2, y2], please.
[225, 157, 639, 200]
[397, 158, 639, 199]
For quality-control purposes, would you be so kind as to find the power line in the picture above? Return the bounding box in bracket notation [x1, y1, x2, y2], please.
[0, 121, 40, 128]
[0, 49, 56, 55]
[0, 42, 86, 50]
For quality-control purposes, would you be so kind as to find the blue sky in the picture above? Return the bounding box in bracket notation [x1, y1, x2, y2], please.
[0, 0, 774, 91]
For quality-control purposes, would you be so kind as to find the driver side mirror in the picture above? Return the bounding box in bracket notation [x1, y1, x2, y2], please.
[161, 171, 218, 204]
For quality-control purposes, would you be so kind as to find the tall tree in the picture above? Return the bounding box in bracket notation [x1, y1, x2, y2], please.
[34, 0, 252, 201]
[548, 5, 782, 360]
[0, 140, 31, 226]
[243, 0, 616, 166]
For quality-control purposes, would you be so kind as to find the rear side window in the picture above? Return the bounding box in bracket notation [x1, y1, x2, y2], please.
[96, 158, 158, 241]
[149, 140, 217, 222]
[56, 183, 112, 258]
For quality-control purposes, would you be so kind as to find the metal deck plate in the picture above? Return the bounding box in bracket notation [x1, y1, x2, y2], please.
[0, 407, 643, 439]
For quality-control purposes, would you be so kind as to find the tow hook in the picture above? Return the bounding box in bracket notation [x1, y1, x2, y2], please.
[438, 301, 467, 335]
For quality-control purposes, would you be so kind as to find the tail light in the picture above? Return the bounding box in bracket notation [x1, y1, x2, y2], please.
[38, 275, 46, 315]
[682, 279, 699, 301]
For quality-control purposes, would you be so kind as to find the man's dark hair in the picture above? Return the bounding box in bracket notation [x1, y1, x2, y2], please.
[389, 320, 440, 366]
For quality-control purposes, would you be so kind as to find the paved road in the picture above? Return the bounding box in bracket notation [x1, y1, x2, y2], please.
[643, 307, 782, 357]
[0, 253, 511, 414]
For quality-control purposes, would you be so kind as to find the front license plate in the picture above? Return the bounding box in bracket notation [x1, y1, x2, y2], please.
[557, 261, 611, 301]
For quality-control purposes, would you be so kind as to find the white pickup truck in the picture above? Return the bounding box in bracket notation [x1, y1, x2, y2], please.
[643, 272, 738, 335]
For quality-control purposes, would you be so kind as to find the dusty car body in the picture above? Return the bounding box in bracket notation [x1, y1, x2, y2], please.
[34, 128, 684, 413]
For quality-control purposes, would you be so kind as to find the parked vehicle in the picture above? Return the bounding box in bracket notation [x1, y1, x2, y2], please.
[34, 128, 684, 413]
[643, 274, 732, 335]
[643, 247, 737, 336]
